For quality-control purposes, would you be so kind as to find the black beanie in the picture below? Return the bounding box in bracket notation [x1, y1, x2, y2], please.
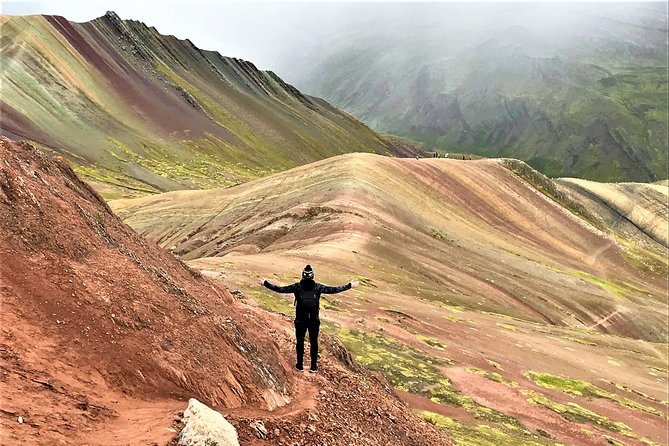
[302, 264, 314, 279]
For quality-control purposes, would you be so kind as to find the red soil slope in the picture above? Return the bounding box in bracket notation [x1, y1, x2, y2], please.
[0, 138, 450, 445]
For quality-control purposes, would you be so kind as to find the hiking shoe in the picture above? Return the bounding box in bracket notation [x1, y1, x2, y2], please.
[309, 365, 318, 373]
[295, 363, 304, 371]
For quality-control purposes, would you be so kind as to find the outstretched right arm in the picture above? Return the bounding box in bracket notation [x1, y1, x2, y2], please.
[262, 279, 298, 294]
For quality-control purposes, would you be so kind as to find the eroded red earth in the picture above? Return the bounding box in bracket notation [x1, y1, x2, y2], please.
[0, 138, 451, 445]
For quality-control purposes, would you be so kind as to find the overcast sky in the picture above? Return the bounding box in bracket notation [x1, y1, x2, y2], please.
[3, 1, 666, 74]
[3, 2, 374, 71]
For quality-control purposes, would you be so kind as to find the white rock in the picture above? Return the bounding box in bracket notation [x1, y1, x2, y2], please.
[178, 398, 239, 446]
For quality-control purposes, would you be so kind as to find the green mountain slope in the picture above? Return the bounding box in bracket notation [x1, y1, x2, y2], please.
[278, 3, 668, 182]
[0, 12, 421, 198]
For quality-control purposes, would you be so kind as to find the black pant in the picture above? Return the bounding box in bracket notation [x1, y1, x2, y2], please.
[295, 318, 320, 367]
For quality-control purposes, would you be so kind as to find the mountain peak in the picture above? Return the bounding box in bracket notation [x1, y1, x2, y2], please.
[104, 10, 121, 21]
[0, 12, 422, 199]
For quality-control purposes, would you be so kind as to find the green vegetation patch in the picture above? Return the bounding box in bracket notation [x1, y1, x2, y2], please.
[251, 290, 294, 315]
[421, 411, 553, 446]
[72, 163, 161, 198]
[320, 298, 344, 311]
[444, 304, 467, 314]
[576, 272, 631, 299]
[607, 358, 622, 367]
[337, 328, 458, 401]
[601, 379, 665, 405]
[619, 240, 669, 278]
[524, 390, 658, 444]
[566, 336, 598, 346]
[417, 334, 447, 350]
[604, 436, 625, 446]
[467, 368, 518, 387]
[496, 323, 519, 332]
[108, 136, 267, 190]
[527, 371, 608, 397]
[337, 329, 520, 427]
[524, 390, 629, 432]
[526, 371, 663, 417]
[320, 319, 341, 333]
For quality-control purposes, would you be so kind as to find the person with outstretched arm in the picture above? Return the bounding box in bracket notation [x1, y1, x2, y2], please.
[260, 265, 359, 373]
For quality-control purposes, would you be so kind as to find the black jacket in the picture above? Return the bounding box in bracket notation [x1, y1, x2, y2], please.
[263, 278, 351, 320]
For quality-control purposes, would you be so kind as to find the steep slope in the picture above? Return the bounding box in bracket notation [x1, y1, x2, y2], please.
[0, 137, 450, 446]
[278, 3, 668, 182]
[556, 178, 669, 250]
[111, 154, 669, 445]
[0, 12, 421, 199]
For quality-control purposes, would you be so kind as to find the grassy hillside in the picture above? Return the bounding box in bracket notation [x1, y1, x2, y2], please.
[0, 12, 421, 199]
[279, 3, 668, 182]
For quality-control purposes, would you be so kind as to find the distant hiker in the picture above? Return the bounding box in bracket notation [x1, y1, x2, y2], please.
[462, 155, 465, 160]
[261, 265, 358, 373]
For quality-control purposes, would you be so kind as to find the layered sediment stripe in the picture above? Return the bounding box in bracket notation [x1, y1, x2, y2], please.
[0, 12, 422, 197]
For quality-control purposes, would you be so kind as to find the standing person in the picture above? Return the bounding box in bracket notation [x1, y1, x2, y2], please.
[260, 265, 359, 373]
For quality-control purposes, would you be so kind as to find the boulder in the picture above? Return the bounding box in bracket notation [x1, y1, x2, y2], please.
[178, 398, 239, 446]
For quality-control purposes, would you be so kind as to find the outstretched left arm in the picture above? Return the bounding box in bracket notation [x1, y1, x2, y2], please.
[318, 280, 359, 294]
